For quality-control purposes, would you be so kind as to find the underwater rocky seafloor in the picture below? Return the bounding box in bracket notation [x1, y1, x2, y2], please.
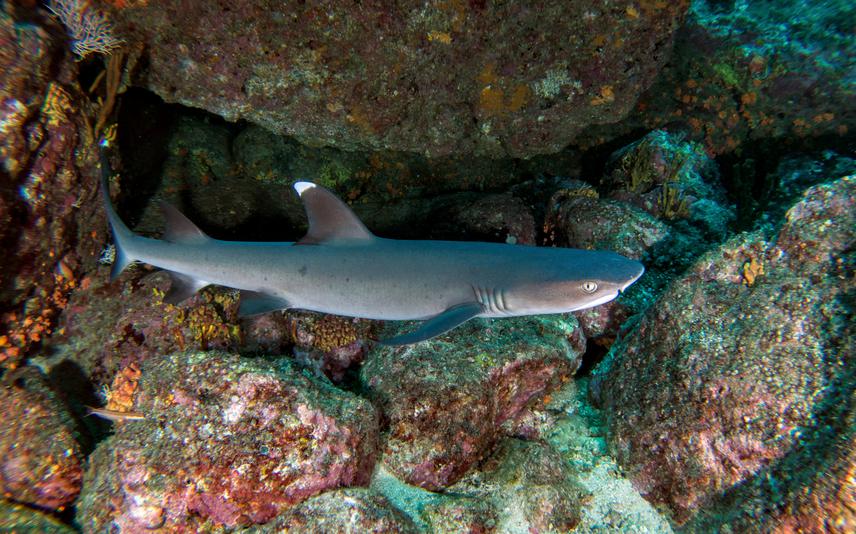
[1, 0, 854, 532]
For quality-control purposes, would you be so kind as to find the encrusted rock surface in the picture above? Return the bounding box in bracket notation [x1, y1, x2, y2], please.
[429, 192, 537, 245]
[44, 269, 243, 385]
[546, 193, 669, 261]
[0, 367, 84, 510]
[0, 7, 105, 369]
[426, 439, 585, 533]
[579, 0, 855, 156]
[0, 499, 76, 533]
[362, 315, 583, 490]
[290, 312, 372, 382]
[78, 351, 379, 531]
[117, 1, 688, 158]
[602, 129, 733, 240]
[249, 488, 418, 533]
[592, 175, 854, 523]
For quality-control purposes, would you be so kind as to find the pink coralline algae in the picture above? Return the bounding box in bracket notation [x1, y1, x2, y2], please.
[113, 0, 689, 158]
[591, 175, 854, 525]
[0, 367, 84, 511]
[362, 314, 583, 490]
[0, 7, 106, 370]
[77, 351, 379, 531]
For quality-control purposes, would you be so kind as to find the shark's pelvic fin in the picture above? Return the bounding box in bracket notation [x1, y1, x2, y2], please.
[163, 272, 209, 305]
[293, 182, 374, 245]
[379, 302, 484, 346]
[159, 201, 211, 245]
[238, 291, 292, 317]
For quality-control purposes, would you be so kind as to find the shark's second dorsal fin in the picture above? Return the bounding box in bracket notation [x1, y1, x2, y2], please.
[159, 201, 211, 245]
[293, 182, 374, 245]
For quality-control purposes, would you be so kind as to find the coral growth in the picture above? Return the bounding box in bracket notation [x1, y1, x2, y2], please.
[47, 0, 124, 57]
[101, 362, 141, 412]
[113, 0, 688, 157]
[78, 352, 379, 530]
[362, 314, 583, 490]
[592, 175, 854, 524]
[0, 367, 84, 511]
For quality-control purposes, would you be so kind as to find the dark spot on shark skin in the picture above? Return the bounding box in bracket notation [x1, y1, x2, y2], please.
[299, 265, 308, 276]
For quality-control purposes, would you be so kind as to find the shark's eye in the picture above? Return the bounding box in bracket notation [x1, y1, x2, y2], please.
[582, 281, 598, 293]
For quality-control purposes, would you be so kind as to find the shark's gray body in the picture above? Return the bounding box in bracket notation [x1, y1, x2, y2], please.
[103, 172, 644, 344]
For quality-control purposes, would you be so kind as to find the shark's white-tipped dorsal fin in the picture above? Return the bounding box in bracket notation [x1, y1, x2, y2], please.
[293, 181, 374, 245]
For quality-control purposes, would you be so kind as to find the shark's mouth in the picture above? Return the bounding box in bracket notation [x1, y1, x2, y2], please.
[570, 290, 620, 312]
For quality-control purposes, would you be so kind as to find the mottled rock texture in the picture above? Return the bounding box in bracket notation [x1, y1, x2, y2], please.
[118, 1, 688, 158]
[602, 129, 733, 239]
[0, 7, 105, 369]
[579, 0, 856, 156]
[0, 499, 76, 533]
[580, 0, 855, 156]
[78, 351, 379, 531]
[249, 488, 418, 533]
[428, 192, 537, 245]
[546, 193, 669, 261]
[592, 175, 854, 524]
[47, 269, 243, 385]
[426, 439, 585, 533]
[362, 315, 583, 490]
[0, 367, 83, 510]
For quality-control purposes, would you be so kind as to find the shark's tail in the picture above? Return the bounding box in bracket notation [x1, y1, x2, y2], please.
[99, 145, 135, 280]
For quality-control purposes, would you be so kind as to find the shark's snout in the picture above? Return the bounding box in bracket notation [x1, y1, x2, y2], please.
[620, 261, 645, 291]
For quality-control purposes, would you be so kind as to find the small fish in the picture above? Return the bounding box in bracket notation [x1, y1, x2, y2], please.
[86, 406, 145, 422]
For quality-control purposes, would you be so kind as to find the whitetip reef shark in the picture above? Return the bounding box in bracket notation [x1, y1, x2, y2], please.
[101, 158, 644, 345]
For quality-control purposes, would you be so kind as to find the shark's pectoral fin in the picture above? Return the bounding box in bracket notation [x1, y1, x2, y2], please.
[238, 291, 291, 317]
[379, 302, 484, 346]
[164, 272, 209, 305]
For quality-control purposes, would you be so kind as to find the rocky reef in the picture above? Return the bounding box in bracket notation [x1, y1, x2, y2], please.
[77, 351, 379, 530]
[0, 0, 853, 532]
[113, 1, 689, 159]
[592, 174, 854, 527]
[363, 315, 583, 490]
[0, 367, 84, 511]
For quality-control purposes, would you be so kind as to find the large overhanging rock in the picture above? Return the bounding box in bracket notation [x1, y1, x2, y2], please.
[118, 1, 688, 158]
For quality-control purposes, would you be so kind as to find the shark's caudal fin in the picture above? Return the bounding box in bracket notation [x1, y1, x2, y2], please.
[99, 148, 135, 281]
[379, 302, 484, 345]
[100, 146, 212, 304]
